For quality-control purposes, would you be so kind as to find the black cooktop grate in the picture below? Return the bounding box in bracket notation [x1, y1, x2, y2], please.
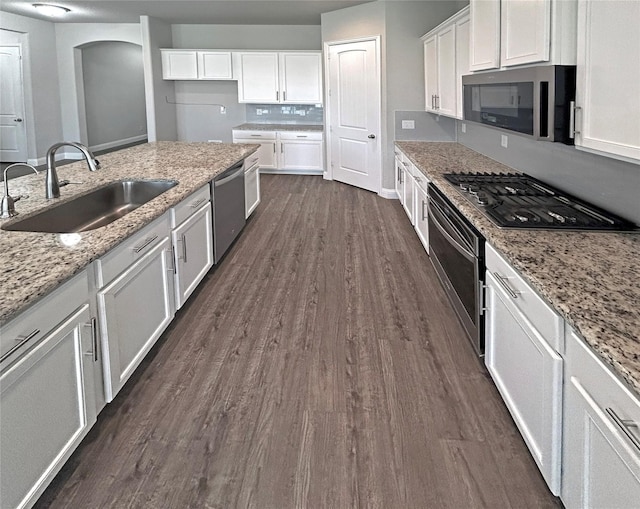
[443, 173, 637, 231]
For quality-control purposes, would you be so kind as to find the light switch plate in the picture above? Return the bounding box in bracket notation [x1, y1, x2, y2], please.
[461, 123, 466, 133]
[401, 120, 415, 129]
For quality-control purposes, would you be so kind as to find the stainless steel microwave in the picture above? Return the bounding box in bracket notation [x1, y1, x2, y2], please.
[462, 66, 576, 144]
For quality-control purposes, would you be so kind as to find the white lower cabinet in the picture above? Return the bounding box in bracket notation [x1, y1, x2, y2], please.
[414, 176, 429, 253]
[562, 328, 640, 508]
[484, 243, 564, 495]
[245, 159, 260, 218]
[97, 232, 175, 402]
[402, 160, 415, 225]
[395, 151, 404, 201]
[1, 301, 96, 509]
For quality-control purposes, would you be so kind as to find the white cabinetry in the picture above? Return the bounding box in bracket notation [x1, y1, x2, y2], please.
[469, 0, 576, 71]
[96, 214, 175, 402]
[233, 129, 323, 174]
[170, 186, 214, 309]
[562, 328, 640, 508]
[402, 160, 415, 226]
[484, 243, 564, 495]
[574, 0, 640, 164]
[422, 7, 469, 119]
[236, 52, 322, 104]
[161, 50, 233, 80]
[244, 153, 261, 218]
[414, 174, 429, 254]
[1, 272, 96, 509]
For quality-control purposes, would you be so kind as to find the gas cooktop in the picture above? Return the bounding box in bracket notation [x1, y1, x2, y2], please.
[443, 173, 637, 231]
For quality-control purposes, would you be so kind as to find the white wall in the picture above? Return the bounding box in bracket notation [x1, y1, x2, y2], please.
[82, 41, 147, 150]
[141, 16, 178, 142]
[55, 23, 142, 147]
[0, 12, 62, 163]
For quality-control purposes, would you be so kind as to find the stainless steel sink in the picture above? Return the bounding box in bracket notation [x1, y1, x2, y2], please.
[2, 180, 178, 233]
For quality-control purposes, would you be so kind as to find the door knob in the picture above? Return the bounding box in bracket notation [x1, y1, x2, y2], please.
[368, 134, 376, 139]
[13, 118, 23, 122]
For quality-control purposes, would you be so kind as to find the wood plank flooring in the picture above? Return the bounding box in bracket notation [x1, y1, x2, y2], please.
[35, 175, 560, 509]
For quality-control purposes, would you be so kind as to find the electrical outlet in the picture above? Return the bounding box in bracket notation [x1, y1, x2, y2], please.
[256, 109, 262, 116]
[461, 122, 466, 133]
[501, 135, 508, 148]
[220, 106, 226, 115]
[208, 140, 222, 143]
[401, 120, 415, 129]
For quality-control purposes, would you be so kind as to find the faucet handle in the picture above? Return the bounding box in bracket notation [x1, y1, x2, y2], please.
[94, 159, 101, 169]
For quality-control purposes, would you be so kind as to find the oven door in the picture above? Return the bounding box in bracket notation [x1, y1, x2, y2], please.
[428, 197, 483, 354]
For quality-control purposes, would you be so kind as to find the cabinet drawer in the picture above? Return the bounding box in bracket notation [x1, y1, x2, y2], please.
[485, 243, 563, 353]
[244, 152, 260, 169]
[171, 184, 211, 228]
[278, 131, 323, 141]
[1, 271, 89, 366]
[95, 212, 170, 287]
[232, 130, 276, 141]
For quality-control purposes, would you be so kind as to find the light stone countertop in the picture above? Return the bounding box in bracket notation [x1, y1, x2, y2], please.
[0, 141, 257, 326]
[233, 123, 324, 132]
[396, 141, 640, 396]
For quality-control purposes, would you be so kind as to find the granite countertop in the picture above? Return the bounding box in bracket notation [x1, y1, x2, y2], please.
[396, 141, 640, 396]
[0, 141, 257, 326]
[233, 123, 324, 132]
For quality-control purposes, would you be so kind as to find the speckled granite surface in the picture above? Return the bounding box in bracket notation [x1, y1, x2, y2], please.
[233, 123, 323, 132]
[396, 141, 640, 396]
[0, 141, 257, 326]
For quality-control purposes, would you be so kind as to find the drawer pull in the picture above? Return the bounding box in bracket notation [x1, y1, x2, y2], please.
[133, 235, 159, 253]
[190, 197, 207, 209]
[422, 200, 427, 221]
[250, 134, 262, 137]
[181, 234, 188, 263]
[493, 272, 521, 299]
[84, 318, 98, 362]
[606, 408, 640, 452]
[296, 135, 308, 138]
[1, 329, 40, 362]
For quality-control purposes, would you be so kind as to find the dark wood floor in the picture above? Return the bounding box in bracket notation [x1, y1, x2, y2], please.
[36, 175, 559, 509]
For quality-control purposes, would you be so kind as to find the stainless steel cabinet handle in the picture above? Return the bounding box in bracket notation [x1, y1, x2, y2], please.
[281, 143, 284, 154]
[276, 91, 279, 101]
[296, 135, 308, 138]
[422, 200, 427, 221]
[606, 408, 640, 452]
[283, 91, 286, 101]
[169, 247, 177, 274]
[273, 143, 276, 153]
[1, 329, 40, 362]
[181, 234, 188, 263]
[493, 272, 521, 299]
[84, 318, 98, 362]
[569, 101, 581, 139]
[190, 197, 207, 209]
[250, 134, 262, 137]
[133, 235, 158, 253]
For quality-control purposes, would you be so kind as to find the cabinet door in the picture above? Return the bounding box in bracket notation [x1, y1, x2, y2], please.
[1, 305, 96, 509]
[236, 52, 280, 103]
[485, 271, 563, 495]
[436, 24, 457, 117]
[198, 51, 233, 80]
[395, 156, 404, 202]
[245, 162, 260, 218]
[501, 0, 550, 67]
[402, 163, 415, 225]
[469, 0, 501, 71]
[423, 35, 438, 112]
[455, 16, 470, 119]
[161, 50, 198, 80]
[98, 237, 174, 402]
[414, 179, 429, 253]
[279, 52, 323, 104]
[172, 203, 213, 309]
[279, 140, 323, 171]
[575, 0, 640, 163]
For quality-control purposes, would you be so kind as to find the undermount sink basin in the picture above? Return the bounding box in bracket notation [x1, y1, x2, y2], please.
[2, 180, 178, 233]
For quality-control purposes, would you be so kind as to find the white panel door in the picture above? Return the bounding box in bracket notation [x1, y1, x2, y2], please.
[327, 39, 381, 193]
[575, 0, 640, 163]
[237, 52, 279, 103]
[198, 51, 233, 80]
[455, 16, 470, 119]
[469, 0, 501, 71]
[501, 0, 551, 67]
[437, 25, 457, 117]
[0, 46, 27, 162]
[423, 35, 438, 112]
[279, 52, 322, 104]
[279, 140, 323, 171]
[161, 50, 198, 79]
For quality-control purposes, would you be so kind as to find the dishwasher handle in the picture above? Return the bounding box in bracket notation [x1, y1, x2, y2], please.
[214, 162, 244, 187]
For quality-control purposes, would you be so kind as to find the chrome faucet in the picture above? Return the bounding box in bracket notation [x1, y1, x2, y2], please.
[45, 142, 100, 199]
[1, 163, 39, 218]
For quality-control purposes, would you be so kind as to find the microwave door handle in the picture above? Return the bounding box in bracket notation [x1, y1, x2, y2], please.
[429, 204, 475, 262]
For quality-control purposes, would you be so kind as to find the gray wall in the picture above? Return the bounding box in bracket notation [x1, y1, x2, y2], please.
[322, 0, 468, 192]
[141, 16, 178, 142]
[395, 110, 456, 141]
[457, 122, 640, 225]
[0, 12, 63, 164]
[82, 41, 147, 149]
[170, 24, 323, 143]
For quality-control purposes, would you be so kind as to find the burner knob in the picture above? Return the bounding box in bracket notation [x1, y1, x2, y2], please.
[460, 183, 470, 192]
[476, 192, 490, 206]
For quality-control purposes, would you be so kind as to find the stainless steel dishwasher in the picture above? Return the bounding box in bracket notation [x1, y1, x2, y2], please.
[211, 161, 246, 263]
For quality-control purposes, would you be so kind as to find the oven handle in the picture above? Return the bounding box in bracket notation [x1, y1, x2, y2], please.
[429, 201, 475, 262]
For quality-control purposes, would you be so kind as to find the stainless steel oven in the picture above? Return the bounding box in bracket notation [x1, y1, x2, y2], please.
[428, 183, 485, 354]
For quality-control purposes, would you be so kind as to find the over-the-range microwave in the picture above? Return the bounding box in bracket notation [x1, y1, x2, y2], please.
[462, 65, 576, 145]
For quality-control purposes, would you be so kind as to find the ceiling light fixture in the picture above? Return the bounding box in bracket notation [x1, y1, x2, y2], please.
[32, 3, 71, 17]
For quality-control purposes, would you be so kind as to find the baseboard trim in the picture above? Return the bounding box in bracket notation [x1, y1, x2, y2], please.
[379, 187, 399, 199]
[259, 169, 324, 176]
[89, 134, 147, 154]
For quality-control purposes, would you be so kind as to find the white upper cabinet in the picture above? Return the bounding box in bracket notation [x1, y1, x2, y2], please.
[236, 51, 322, 104]
[469, 0, 501, 71]
[422, 7, 469, 119]
[470, 0, 576, 70]
[161, 50, 233, 80]
[574, 0, 640, 164]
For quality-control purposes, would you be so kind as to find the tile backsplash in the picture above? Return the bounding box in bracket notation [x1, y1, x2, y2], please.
[246, 104, 323, 124]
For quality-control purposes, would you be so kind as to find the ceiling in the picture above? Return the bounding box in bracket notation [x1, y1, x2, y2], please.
[0, 0, 376, 25]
